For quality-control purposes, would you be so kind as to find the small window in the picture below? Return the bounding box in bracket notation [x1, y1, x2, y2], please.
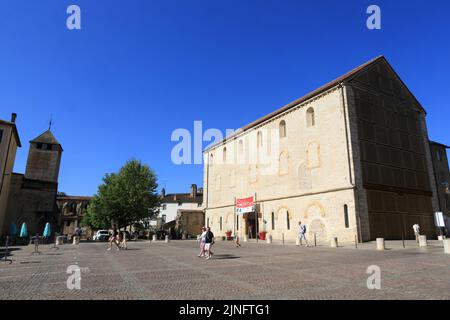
[239, 140, 243, 154]
[279, 120, 286, 139]
[271, 211, 275, 230]
[0, 129, 3, 144]
[257, 131, 263, 148]
[286, 211, 290, 230]
[37, 143, 43, 149]
[162, 204, 167, 210]
[223, 147, 227, 163]
[162, 214, 166, 223]
[344, 205, 349, 228]
[46, 144, 52, 151]
[436, 150, 441, 161]
[209, 154, 214, 166]
[306, 107, 315, 127]
[207, 218, 210, 228]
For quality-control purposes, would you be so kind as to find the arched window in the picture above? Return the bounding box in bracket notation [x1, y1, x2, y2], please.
[271, 211, 275, 230]
[286, 211, 290, 230]
[344, 205, 349, 228]
[279, 120, 286, 139]
[223, 147, 227, 163]
[220, 217, 223, 230]
[306, 107, 315, 127]
[257, 131, 263, 148]
[238, 140, 243, 155]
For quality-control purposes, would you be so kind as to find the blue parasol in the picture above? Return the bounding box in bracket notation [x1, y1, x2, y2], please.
[9, 223, 18, 236]
[43, 222, 51, 238]
[19, 222, 28, 238]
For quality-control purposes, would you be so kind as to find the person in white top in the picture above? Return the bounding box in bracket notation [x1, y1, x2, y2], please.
[198, 227, 207, 257]
[413, 223, 420, 243]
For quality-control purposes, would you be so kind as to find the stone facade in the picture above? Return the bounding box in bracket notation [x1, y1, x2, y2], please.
[56, 195, 94, 238]
[2, 129, 63, 238]
[0, 114, 21, 238]
[204, 56, 440, 243]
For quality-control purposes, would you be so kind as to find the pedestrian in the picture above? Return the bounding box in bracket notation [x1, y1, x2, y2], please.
[198, 227, 207, 257]
[248, 224, 253, 239]
[413, 223, 420, 243]
[204, 227, 215, 260]
[107, 224, 120, 251]
[119, 231, 128, 250]
[298, 221, 309, 247]
[234, 231, 241, 247]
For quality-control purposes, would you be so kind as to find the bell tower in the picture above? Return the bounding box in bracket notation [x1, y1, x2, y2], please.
[25, 130, 63, 183]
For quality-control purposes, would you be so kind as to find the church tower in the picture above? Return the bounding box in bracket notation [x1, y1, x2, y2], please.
[25, 130, 63, 183]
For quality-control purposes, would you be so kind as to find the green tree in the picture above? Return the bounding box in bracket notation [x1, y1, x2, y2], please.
[82, 159, 160, 230]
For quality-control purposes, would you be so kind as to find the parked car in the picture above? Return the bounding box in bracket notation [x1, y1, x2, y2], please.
[93, 230, 110, 241]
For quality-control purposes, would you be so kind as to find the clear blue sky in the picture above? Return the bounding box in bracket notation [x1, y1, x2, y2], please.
[1, 0, 449, 196]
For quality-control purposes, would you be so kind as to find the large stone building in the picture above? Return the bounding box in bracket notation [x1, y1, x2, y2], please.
[0, 114, 21, 239]
[57, 194, 94, 238]
[1, 126, 63, 238]
[203, 56, 444, 243]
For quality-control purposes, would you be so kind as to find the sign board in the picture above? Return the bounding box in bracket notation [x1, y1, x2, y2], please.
[236, 196, 254, 214]
[434, 211, 445, 227]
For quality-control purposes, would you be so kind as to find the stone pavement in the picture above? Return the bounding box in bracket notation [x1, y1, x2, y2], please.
[0, 239, 449, 300]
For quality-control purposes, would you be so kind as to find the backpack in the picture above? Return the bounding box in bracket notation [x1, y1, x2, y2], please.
[301, 224, 306, 233]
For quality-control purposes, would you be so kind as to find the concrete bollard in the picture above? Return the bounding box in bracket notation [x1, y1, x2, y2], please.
[152, 235, 157, 242]
[330, 237, 338, 248]
[165, 235, 170, 243]
[376, 238, 385, 250]
[243, 235, 248, 242]
[72, 236, 80, 245]
[56, 236, 64, 245]
[443, 239, 450, 254]
[266, 234, 272, 244]
[419, 235, 427, 247]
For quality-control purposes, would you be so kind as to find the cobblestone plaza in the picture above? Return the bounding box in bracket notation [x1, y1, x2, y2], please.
[1, 240, 449, 300]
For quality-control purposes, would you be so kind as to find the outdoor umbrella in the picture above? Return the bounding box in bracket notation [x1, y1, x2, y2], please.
[43, 223, 51, 238]
[19, 222, 28, 238]
[9, 223, 17, 236]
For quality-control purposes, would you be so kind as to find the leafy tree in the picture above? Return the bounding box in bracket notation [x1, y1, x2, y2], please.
[82, 159, 160, 230]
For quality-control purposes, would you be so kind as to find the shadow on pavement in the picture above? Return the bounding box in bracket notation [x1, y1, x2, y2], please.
[212, 254, 240, 260]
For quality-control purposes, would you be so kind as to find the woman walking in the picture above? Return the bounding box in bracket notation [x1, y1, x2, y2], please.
[198, 227, 207, 257]
[107, 225, 120, 251]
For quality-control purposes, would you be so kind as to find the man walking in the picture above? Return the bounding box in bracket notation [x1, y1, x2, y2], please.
[413, 223, 420, 243]
[298, 221, 309, 247]
[204, 227, 215, 260]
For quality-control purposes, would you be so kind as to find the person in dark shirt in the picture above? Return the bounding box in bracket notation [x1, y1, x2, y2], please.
[107, 225, 120, 251]
[204, 227, 215, 260]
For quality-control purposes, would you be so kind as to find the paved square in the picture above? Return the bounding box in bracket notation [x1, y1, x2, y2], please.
[1, 240, 449, 299]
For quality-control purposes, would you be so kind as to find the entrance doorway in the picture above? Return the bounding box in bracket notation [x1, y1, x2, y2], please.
[244, 212, 257, 239]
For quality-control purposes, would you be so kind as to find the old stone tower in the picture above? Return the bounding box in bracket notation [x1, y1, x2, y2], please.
[25, 130, 63, 183]
[2, 129, 63, 237]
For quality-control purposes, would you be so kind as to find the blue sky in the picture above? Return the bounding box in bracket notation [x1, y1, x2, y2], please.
[1, 0, 449, 196]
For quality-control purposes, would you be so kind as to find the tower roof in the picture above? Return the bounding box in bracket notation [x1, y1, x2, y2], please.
[30, 130, 61, 147]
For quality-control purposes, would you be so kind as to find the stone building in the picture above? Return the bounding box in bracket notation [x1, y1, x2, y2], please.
[2, 129, 63, 238]
[56, 194, 94, 238]
[203, 56, 442, 243]
[150, 184, 203, 229]
[429, 141, 450, 232]
[0, 114, 21, 238]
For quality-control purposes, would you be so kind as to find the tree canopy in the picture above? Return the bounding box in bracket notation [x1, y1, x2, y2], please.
[82, 159, 160, 230]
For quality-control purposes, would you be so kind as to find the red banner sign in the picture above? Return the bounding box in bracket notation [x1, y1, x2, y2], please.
[236, 196, 254, 214]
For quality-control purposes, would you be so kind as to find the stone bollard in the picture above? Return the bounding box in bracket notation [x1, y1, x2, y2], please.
[152, 235, 157, 242]
[330, 237, 338, 248]
[165, 235, 170, 243]
[376, 238, 385, 250]
[266, 234, 272, 244]
[72, 236, 80, 245]
[419, 235, 427, 247]
[243, 235, 248, 242]
[56, 236, 64, 245]
[182, 233, 187, 240]
[443, 239, 450, 254]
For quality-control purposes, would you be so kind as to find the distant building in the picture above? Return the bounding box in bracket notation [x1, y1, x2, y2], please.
[57, 194, 94, 238]
[150, 184, 203, 229]
[0, 114, 63, 238]
[0, 113, 21, 238]
[429, 141, 450, 233]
